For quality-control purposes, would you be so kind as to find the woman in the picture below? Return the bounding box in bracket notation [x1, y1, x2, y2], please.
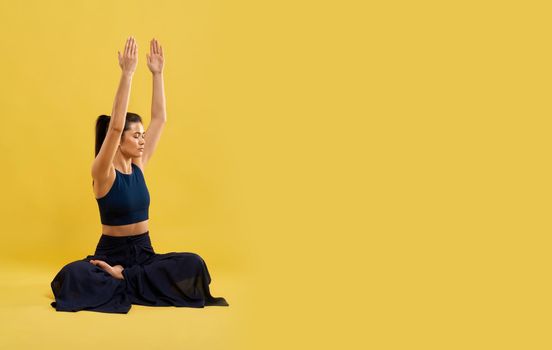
[50, 36, 229, 313]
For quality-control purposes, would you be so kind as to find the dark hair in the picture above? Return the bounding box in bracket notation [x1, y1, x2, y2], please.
[95, 112, 143, 157]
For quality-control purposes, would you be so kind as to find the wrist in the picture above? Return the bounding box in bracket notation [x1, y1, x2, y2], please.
[152, 71, 163, 77]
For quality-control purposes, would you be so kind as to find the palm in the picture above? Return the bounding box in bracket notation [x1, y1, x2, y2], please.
[117, 36, 138, 74]
[147, 38, 164, 74]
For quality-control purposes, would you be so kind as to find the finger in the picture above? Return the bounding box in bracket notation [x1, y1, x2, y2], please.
[160, 45, 163, 57]
[124, 37, 130, 57]
[133, 38, 137, 56]
[153, 38, 159, 55]
[150, 39, 154, 55]
[98, 262, 114, 271]
[125, 37, 130, 57]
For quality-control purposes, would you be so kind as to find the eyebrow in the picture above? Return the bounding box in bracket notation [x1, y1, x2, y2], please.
[133, 131, 146, 134]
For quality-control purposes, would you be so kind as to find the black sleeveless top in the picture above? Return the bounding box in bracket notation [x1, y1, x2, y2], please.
[95, 163, 150, 225]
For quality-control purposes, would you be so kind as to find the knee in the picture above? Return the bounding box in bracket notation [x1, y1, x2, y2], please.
[60, 260, 94, 276]
[189, 252, 205, 265]
[174, 252, 205, 268]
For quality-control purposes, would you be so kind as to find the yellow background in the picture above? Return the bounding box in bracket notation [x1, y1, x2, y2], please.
[0, 0, 550, 349]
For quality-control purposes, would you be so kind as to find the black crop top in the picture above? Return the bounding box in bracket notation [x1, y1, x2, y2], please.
[95, 163, 150, 225]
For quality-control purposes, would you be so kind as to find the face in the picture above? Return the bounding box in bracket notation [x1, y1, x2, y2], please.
[120, 122, 146, 158]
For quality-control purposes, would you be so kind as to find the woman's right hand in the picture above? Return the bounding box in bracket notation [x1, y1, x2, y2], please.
[117, 36, 138, 75]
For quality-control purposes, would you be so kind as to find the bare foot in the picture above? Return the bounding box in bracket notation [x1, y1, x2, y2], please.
[89, 259, 125, 280]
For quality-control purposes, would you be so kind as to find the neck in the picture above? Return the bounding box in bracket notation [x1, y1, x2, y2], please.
[113, 149, 133, 173]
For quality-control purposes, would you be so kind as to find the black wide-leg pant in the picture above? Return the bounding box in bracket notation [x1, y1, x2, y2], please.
[50, 231, 229, 313]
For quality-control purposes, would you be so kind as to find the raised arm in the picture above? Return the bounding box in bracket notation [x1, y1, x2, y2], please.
[92, 36, 138, 179]
[141, 38, 167, 169]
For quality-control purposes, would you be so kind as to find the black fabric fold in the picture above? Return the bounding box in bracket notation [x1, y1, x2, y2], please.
[50, 231, 229, 313]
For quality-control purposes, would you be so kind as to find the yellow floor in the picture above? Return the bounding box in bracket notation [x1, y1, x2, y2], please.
[0, 262, 250, 349]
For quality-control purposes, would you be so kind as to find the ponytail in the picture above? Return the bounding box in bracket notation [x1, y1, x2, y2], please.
[95, 115, 111, 157]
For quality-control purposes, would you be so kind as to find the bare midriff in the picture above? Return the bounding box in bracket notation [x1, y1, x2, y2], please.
[102, 219, 149, 237]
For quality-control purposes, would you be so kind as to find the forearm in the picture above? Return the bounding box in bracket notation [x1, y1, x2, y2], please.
[151, 72, 167, 121]
[111, 72, 134, 130]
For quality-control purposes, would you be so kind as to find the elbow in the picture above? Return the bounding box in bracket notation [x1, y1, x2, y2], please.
[152, 114, 167, 123]
[108, 117, 125, 132]
[110, 125, 124, 133]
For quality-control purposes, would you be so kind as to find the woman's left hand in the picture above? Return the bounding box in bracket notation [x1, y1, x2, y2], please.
[89, 259, 125, 280]
[146, 38, 164, 74]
